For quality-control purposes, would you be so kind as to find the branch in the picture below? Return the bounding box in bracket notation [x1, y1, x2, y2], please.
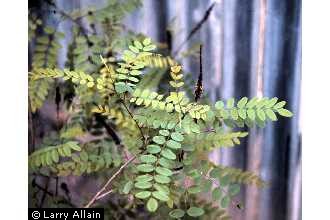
[194, 45, 204, 102]
[121, 100, 146, 144]
[96, 190, 113, 200]
[83, 155, 137, 208]
[173, 2, 216, 56]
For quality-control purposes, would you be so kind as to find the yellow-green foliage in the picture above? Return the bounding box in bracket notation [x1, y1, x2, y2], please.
[29, 37, 292, 219]
[29, 141, 81, 170]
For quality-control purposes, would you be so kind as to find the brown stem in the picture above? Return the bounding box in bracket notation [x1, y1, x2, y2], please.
[121, 100, 146, 144]
[83, 155, 137, 208]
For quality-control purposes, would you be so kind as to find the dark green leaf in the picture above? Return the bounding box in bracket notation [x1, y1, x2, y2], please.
[228, 184, 240, 196]
[221, 196, 231, 208]
[210, 167, 221, 178]
[219, 174, 231, 187]
[212, 187, 222, 200]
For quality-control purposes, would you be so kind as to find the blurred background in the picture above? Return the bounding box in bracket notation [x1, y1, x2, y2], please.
[29, 0, 301, 219]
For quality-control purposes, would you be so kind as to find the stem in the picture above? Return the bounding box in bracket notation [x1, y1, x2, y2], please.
[173, 2, 216, 57]
[83, 155, 137, 208]
[121, 100, 146, 144]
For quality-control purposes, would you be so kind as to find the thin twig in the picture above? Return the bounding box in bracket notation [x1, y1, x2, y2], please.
[96, 189, 114, 200]
[84, 155, 137, 208]
[173, 2, 216, 57]
[194, 45, 204, 102]
[121, 100, 146, 143]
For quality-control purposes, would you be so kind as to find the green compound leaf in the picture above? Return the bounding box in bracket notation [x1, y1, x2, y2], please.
[161, 149, 176, 160]
[227, 98, 235, 108]
[135, 191, 151, 199]
[228, 184, 241, 196]
[136, 174, 153, 182]
[166, 140, 181, 149]
[188, 186, 201, 194]
[51, 150, 59, 163]
[256, 109, 266, 121]
[231, 108, 239, 120]
[265, 109, 277, 121]
[212, 187, 222, 200]
[266, 97, 278, 108]
[143, 45, 156, 51]
[134, 40, 143, 49]
[156, 167, 173, 176]
[154, 174, 171, 184]
[169, 209, 185, 219]
[135, 181, 152, 189]
[129, 45, 139, 53]
[277, 108, 293, 117]
[146, 145, 161, 154]
[171, 132, 184, 142]
[147, 197, 158, 212]
[137, 164, 154, 173]
[247, 108, 256, 120]
[154, 183, 170, 195]
[210, 167, 221, 178]
[201, 179, 213, 192]
[123, 181, 133, 194]
[159, 158, 175, 169]
[153, 136, 166, 144]
[140, 154, 157, 163]
[246, 97, 258, 108]
[220, 174, 231, 187]
[143, 38, 152, 46]
[221, 196, 231, 208]
[274, 101, 286, 109]
[237, 97, 248, 108]
[187, 207, 205, 217]
[238, 108, 247, 119]
[159, 129, 170, 136]
[215, 101, 225, 110]
[152, 191, 169, 201]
